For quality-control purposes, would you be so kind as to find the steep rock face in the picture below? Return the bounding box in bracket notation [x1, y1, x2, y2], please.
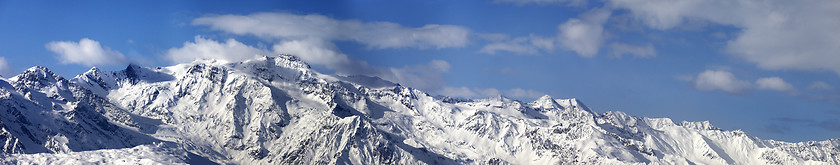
[0, 54, 837, 164]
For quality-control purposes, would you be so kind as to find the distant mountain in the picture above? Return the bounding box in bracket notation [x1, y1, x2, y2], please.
[1, 55, 838, 164]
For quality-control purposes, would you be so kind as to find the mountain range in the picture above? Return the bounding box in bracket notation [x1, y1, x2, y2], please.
[0, 55, 838, 164]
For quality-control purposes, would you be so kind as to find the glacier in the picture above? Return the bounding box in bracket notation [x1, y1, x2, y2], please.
[0, 54, 838, 164]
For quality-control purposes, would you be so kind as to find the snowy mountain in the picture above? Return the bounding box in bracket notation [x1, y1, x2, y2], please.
[1, 54, 838, 164]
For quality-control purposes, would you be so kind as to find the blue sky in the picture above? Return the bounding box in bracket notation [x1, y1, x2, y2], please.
[1, 0, 839, 142]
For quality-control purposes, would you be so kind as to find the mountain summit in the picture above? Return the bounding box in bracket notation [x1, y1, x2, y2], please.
[1, 55, 838, 164]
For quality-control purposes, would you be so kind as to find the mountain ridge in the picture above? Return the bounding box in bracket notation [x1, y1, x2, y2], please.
[0, 54, 838, 164]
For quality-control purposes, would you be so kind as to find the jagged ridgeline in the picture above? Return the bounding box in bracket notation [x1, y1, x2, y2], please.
[1, 55, 838, 164]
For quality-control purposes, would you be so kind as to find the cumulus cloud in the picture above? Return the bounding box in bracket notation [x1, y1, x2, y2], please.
[192, 12, 470, 49]
[807, 81, 834, 91]
[45, 38, 128, 66]
[756, 77, 798, 95]
[436, 86, 544, 99]
[609, 42, 656, 58]
[606, 0, 840, 74]
[166, 36, 271, 63]
[0, 57, 12, 77]
[691, 70, 752, 95]
[557, 9, 611, 57]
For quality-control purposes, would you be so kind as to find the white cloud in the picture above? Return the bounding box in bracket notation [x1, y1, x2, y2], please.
[480, 41, 538, 55]
[479, 35, 555, 55]
[0, 57, 12, 77]
[166, 36, 271, 63]
[45, 38, 128, 66]
[163, 36, 451, 90]
[557, 9, 611, 57]
[272, 38, 359, 71]
[609, 42, 656, 58]
[688, 69, 803, 95]
[756, 77, 798, 95]
[692, 70, 751, 95]
[436, 86, 544, 99]
[476, 33, 510, 42]
[272, 38, 450, 90]
[483, 9, 614, 57]
[190, 12, 467, 90]
[381, 60, 451, 90]
[192, 12, 470, 49]
[607, 0, 840, 74]
[436, 86, 480, 98]
[807, 81, 835, 91]
[496, 0, 840, 74]
[507, 88, 546, 98]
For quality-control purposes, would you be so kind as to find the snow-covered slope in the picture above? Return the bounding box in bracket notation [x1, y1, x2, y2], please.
[0, 67, 157, 154]
[1, 54, 838, 164]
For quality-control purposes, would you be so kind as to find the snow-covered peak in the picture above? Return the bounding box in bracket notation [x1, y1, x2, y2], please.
[7, 66, 80, 103]
[241, 54, 310, 70]
[678, 120, 720, 130]
[123, 64, 142, 79]
[76, 66, 111, 82]
[10, 66, 65, 86]
[556, 98, 596, 115]
[528, 95, 563, 112]
[480, 95, 514, 103]
[4, 54, 839, 164]
[72, 63, 174, 97]
[273, 54, 310, 69]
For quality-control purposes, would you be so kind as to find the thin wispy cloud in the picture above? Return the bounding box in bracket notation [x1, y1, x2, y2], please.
[770, 117, 840, 133]
[0, 57, 12, 77]
[687, 70, 799, 96]
[192, 12, 471, 49]
[609, 42, 656, 58]
[494, 0, 587, 6]
[437, 86, 545, 99]
[807, 81, 835, 91]
[756, 77, 798, 95]
[45, 38, 128, 66]
[273, 38, 452, 90]
[479, 35, 555, 55]
[271, 38, 452, 90]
